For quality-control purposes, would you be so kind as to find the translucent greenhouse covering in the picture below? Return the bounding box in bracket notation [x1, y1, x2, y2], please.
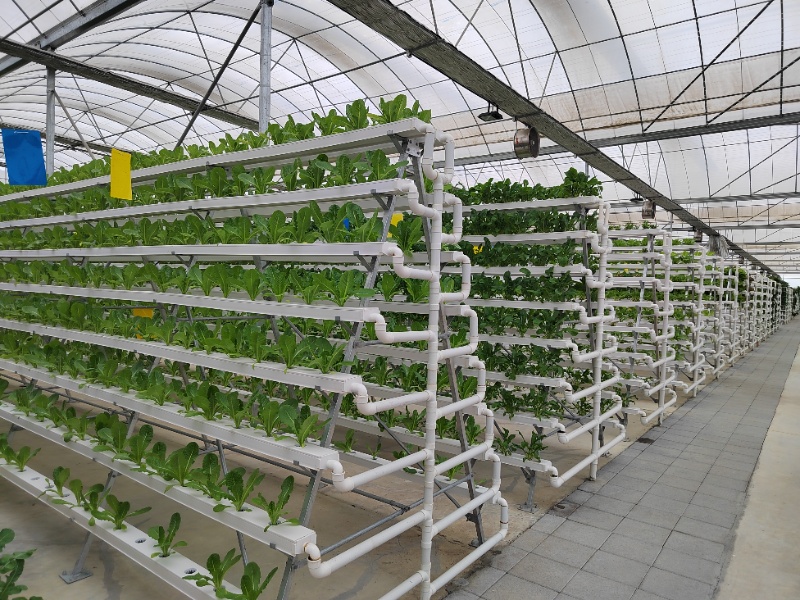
[0, 0, 798, 248]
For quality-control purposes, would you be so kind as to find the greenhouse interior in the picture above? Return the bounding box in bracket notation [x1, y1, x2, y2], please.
[0, 1, 799, 599]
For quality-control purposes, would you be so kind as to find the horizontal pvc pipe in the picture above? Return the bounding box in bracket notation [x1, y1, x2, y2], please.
[353, 389, 433, 416]
[558, 401, 622, 444]
[429, 499, 508, 594]
[377, 571, 427, 600]
[550, 424, 626, 488]
[438, 307, 478, 360]
[436, 358, 485, 419]
[641, 390, 677, 425]
[439, 252, 471, 303]
[433, 443, 491, 479]
[431, 487, 497, 536]
[305, 510, 428, 578]
[566, 374, 621, 403]
[326, 449, 430, 493]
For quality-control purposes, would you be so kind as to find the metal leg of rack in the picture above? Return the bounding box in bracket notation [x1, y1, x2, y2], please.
[61, 414, 139, 583]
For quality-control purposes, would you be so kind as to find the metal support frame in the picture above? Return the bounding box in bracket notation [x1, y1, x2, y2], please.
[45, 68, 55, 177]
[259, 0, 274, 133]
[174, 3, 262, 148]
[327, 0, 776, 276]
[53, 91, 96, 160]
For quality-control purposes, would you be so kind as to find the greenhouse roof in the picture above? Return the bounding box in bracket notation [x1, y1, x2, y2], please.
[0, 0, 798, 270]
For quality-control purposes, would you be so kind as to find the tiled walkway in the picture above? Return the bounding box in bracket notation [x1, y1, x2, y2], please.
[448, 321, 800, 600]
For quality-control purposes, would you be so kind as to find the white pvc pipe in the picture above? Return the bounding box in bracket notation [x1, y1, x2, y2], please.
[326, 449, 430, 493]
[550, 421, 626, 488]
[305, 510, 428, 578]
[558, 401, 622, 444]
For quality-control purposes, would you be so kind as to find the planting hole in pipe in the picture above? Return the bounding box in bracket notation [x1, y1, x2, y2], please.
[135, 538, 146, 544]
[184, 568, 197, 575]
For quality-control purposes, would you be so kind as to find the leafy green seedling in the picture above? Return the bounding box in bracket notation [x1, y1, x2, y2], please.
[252, 476, 298, 530]
[333, 430, 356, 453]
[214, 468, 265, 513]
[100, 494, 151, 530]
[185, 548, 241, 595]
[0, 528, 43, 600]
[148, 512, 187, 558]
[220, 561, 279, 600]
[1, 445, 40, 472]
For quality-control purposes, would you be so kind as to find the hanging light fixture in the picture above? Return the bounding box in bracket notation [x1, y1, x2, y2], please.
[478, 102, 503, 122]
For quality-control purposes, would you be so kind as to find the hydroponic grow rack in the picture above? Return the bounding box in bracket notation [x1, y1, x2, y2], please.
[0, 117, 507, 600]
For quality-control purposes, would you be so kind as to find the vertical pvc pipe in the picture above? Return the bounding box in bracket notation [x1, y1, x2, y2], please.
[258, 0, 274, 133]
[45, 67, 55, 177]
[420, 175, 443, 600]
[589, 204, 609, 480]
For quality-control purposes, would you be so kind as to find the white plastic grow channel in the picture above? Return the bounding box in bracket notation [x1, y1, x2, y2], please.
[0, 463, 232, 599]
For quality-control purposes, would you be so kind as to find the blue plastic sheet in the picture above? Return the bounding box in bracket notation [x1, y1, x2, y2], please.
[2, 129, 46, 186]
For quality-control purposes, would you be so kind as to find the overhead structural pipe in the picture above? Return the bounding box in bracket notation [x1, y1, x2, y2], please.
[45, 68, 56, 177]
[54, 91, 96, 160]
[174, 2, 262, 149]
[258, 0, 274, 133]
[327, 0, 777, 277]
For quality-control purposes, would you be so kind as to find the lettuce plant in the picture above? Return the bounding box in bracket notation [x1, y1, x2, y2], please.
[148, 512, 187, 558]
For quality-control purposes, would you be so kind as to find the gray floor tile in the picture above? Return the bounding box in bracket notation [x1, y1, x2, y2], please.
[565, 489, 592, 505]
[700, 473, 749, 492]
[613, 518, 672, 547]
[646, 482, 696, 503]
[681, 503, 737, 529]
[695, 482, 745, 503]
[445, 590, 481, 600]
[617, 465, 662, 483]
[690, 492, 743, 515]
[567, 506, 624, 531]
[653, 547, 722, 585]
[663, 530, 725, 562]
[582, 494, 635, 517]
[463, 566, 506, 595]
[608, 474, 654, 493]
[600, 532, 663, 566]
[532, 514, 566, 534]
[673, 516, 731, 544]
[582, 549, 650, 587]
[511, 528, 548, 552]
[655, 474, 703, 492]
[552, 519, 612, 549]
[640, 567, 714, 600]
[637, 493, 689, 517]
[483, 574, 559, 600]
[509, 554, 580, 592]
[490, 545, 529, 571]
[596, 483, 646, 504]
[532, 536, 596, 569]
[626, 504, 682, 530]
[631, 590, 669, 600]
[561, 570, 636, 600]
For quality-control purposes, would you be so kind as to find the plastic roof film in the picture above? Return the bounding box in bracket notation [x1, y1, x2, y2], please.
[0, 0, 795, 237]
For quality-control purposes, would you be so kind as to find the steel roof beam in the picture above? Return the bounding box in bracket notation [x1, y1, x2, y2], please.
[0, 0, 146, 78]
[0, 38, 258, 130]
[330, 0, 775, 275]
[452, 112, 800, 168]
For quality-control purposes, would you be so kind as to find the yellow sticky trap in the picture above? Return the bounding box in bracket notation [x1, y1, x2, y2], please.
[110, 148, 132, 201]
[387, 213, 403, 237]
[132, 308, 154, 318]
[473, 245, 483, 254]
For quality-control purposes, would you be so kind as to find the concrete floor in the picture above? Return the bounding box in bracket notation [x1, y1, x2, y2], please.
[445, 320, 800, 600]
